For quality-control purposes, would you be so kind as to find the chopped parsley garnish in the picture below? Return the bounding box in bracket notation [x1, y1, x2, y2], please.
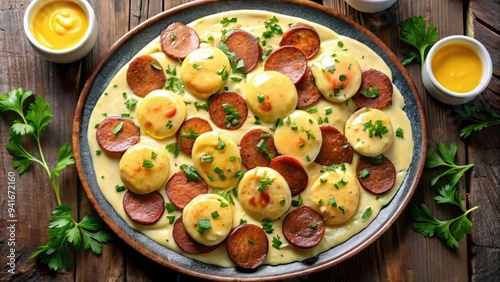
[211, 211, 220, 219]
[262, 219, 274, 234]
[165, 202, 177, 213]
[164, 77, 185, 94]
[279, 199, 286, 206]
[142, 159, 154, 168]
[272, 235, 282, 249]
[258, 176, 273, 192]
[150, 61, 162, 70]
[151, 152, 157, 159]
[197, 219, 212, 235]
[396, 127, 404, 138]
[327, 197, 337, 207]
[361, 207, 372, 222]
[222, 103, 240, 128]
[95, 150, 102, 156]
[217, 65, 228, 80]
[339, 74, 347, 81]
[194, 101, 209, 111]
[124, 98, 138, 109]
[262, 16, 283, 39]
[115, 185, 126, 192]
[360, 87, 379, 98]
[292, 194, 303, 207]
[180, 128, 199, 140]
[220, 17, 237, 26]
[215, 137, 226, 150]
[310, 222, 318, 229]
[180, 164, 202, 181]
[363, 119, 389, 138]
[165, 142, 180, 158]
[256, 139, 275, 160]
[166, 120, 173, 129]
[248, 239, 254, 245]
[201, 155, 214, 163]
[257, 93, 265, 103]
[334, 178, 348, 189]
[214, 167, 226, 180]
[325, 107, 333, 115]
[359, 168, 370, 178]
[326, 65, 336, 73]
[371, 155, 383, 164]
[112, 121, 124, 135]
[167, 216, 176, 224]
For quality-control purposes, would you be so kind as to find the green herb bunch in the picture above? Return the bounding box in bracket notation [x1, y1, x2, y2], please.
[0, 88, 111, 271]
[411, 142, 478, 249]
[399, 15, 439, 68]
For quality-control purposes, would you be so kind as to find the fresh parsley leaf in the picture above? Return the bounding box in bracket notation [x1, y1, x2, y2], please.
[220, 17, 237, 26]
[434, 184, 465, 211]
[358, 168, 370, 178]
[363, 119, 389, 138]
[124, 98, 138, 109]
[272, 235, 282, 249]
[361, 207, 372, 222]
[165, 142, 181, 158]
[164, 77, 185, 94]
[360, 87, 379, 98]
[197, 219, 212, 234]
[180, 164, 202, 181]
[398, 16, 439, 68]
[425, 142, 473, 187]
[455, 103, 500, 138]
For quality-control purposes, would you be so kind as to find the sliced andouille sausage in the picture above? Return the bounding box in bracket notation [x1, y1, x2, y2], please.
[226, 224, 268, 270]
[165, 170, 209, 210]
[172, 216, 220, 254]
[356, 155, 396, 195]
[208, 91, 248, 130]
[126, 55, 167, 97]
[223, 29, 262, 73]
[315, 125, 354, 166]
[264, 46, 307, 84]
[160, 22, 200, 60]
[296, 65, 322, 109]
[96, 116, 140, 153]
[280, 23, 321, 59]
[351, 68, 393, 110]
[282, 206, 325, 248]
[239, 128, 277, 169]
[269, 155, 308, 196]
[123, 190, 164, 225]
[176, 117, 212, 155]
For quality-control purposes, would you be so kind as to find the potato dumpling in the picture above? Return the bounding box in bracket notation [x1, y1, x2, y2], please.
[344, 107, 394, 157]
[308, 169, 360, 225]
[181, 46, 230, 99]
[245, 71, 298, 123]
[119, 142, 170, 194]
[237, 167, 291, 221]
[191, 131, 242, 190]
[311, 52, 362, 102]
[183, 194, 233, 246]
[273, 110, 323, 165]
[137, 89, 187, 139]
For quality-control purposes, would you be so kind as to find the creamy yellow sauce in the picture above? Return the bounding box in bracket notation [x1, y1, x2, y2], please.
[431, 44, 483, 93]
[31, 1, 88, 50]
[87, 10, 413, 267]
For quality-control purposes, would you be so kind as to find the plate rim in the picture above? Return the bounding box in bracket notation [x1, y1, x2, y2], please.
[72, 0, 427, 280]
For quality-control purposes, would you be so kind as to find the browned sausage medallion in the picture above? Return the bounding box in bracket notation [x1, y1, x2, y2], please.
[166, 170, 209, 210]
[269, 155, 308, 196]
[351, 68, 393, 110]
[176, 117, 212, 154]
[160, 22, 200, 60]
[282, 206, 325, 248]
[314, 125, 354, 166]
[96, 116, 140, 153]
[356, 155, 396, 195]
[223, 29, 262, 73]
[264, 45, 307, 84]
[172, 216, 220, 254]
[226, 224, 269, 270]
[295, 65, 322, 109]
[279, 23, 321, 59]
[122, 190, 165, 225]
[126, 55, 167, 97]
[208, 91, 248, 130]
[239, 128, 278, 169]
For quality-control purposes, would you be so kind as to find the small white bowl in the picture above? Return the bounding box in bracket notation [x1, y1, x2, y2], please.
[23, 0, 98, 64]
[422, 35, 492, 105]
[345, 0, 397, 13]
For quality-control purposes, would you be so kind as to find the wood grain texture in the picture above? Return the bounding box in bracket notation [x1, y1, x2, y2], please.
[1, 0, 498, 281]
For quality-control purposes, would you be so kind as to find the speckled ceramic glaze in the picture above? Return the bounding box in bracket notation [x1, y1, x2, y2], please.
[73, 0, 426, 280]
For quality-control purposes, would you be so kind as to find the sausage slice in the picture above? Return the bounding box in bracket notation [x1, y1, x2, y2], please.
[172, 216, 220, 254]
[223, 29, 262, 73]
[226, 224, 268, 270]
[126, 55, 167, 97]
[160, 22, 200, 60]
[282, 206, 325, 248]
[356, 155, 396, 195]
[264, 46, 307, 84]
[280, 23, 321, 59]
[176, 117, 212, 155]
[351, 68, 393, 110]
[239, 128, 278, 169]
[96, 116, 140, 153]
[296, 66, 322, 109]
[123, 190, 164, 225]
[269, 155, 308, 196]
[166, 171, 209, 210]
[208, 91, 248, 130]
[314, 126, 353, 165]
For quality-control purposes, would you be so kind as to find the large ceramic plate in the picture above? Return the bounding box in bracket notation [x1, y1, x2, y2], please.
[73, 0, 426, 280]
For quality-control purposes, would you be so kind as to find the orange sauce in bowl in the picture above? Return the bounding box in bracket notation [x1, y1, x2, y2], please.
[431, 44, 483, 93]
[31, 1, 89, 50]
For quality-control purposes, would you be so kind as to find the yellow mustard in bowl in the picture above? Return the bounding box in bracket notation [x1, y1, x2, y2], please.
[31, 1, 88, 50]
[431, 43, 483, 93]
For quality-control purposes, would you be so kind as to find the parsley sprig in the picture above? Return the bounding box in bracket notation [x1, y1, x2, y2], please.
[0, 88, 111, 270]
[455, 103, 500, 138]
[398, 16, 439, 68]
[425, 142, 473, 188]
[412, 142, 478, 249]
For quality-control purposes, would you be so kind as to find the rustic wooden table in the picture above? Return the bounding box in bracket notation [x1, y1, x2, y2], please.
[1, 0, 498, 281]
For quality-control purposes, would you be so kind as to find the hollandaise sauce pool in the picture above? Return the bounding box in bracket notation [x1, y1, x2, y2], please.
[431, 44, 483, 93]
[31, 1, 88, 50]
